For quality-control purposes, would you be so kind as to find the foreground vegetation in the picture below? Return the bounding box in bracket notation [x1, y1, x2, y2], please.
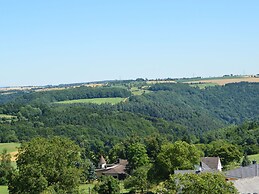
[1, 137, 239, 193]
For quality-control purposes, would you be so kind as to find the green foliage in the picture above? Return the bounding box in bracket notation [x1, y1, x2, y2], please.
[242, 154, 251, 167]
[0, 149, 13, 185]
[126, 143, 150, 174]
[94, 176, 120, 194]
[207, 140, 242, 166]
[8, 137, 81, 194]
[124, 165, 151, 193]
[144, 134, 165, 161]
[160, 173, 238, 194]
[151, 141, 201, 180]
[80, 159, 97, 183]
[109, 142, 127, 163]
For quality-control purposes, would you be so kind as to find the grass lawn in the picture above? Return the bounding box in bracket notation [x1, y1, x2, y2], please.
[0, 143, 20, 153]
[248, 153, 259, 162]
[0, 183, 129, 194]
[130, 87, 151, 96]
[56, 97, 126, 105]
[0, 143, 20, 168]
[79, 181, 129, 193]
[0, 186, 8, 194]
[79, 183, 95, 193]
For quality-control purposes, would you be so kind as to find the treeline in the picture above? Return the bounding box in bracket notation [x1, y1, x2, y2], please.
[0, 86, 131, 106]
[202, 121, 259, 154]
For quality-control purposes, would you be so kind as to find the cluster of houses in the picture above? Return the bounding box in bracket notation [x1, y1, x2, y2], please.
[96, 156, 259, 193]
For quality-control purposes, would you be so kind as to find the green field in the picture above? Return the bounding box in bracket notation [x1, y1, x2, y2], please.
[56, 97, 126, 105]
[0, 183, 128, 194]
[189, 83, 218, 89]
[0, 143, 20, 153]
[130, 87, 151, 95]
[0, 186, 8, 194]
[248, 153, 259, 162]
[0, 143, 20, 168]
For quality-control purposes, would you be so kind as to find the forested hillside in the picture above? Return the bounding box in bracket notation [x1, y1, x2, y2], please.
[0, 81, 258, 148]
[120, 82, 259, 132]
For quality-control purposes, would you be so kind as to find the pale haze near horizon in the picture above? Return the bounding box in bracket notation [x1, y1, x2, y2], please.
[0, 0, 258, 86]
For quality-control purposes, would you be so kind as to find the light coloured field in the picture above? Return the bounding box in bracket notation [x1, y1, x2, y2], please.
[147, 80, 176, 84]
[0, 114, 17, 119]
[83, 83, 106, 87]
[56, 97, 126, 105]
[0, 86, 38, 92]
[0, 186, 8, 194]
[186, 77, 259, 85]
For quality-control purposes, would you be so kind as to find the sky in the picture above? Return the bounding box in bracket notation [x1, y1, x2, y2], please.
[0, 0, 259, 86]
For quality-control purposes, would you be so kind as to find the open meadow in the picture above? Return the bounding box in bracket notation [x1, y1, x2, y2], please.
[0, 186, 8, 194]
[0, 143, 20, 167]
[185, 77, 259, 85]
[56, 97, 126, 105]
[248, 153, 259, 162]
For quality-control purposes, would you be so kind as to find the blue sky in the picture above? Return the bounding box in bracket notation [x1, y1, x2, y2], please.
[0, 1, 259, 86]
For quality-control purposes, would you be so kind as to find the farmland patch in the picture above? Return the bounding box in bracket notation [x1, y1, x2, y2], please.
[185, 77, 259, 85]
[56, 97, 126, 105]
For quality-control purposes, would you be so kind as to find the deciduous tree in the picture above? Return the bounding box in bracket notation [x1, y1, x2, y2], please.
[8, 137, 81, 194]
[126, 143, 150, 174]
[160, 172, 238, 194]
[151, 141, 201, 180]
[94, 176, 120, 194]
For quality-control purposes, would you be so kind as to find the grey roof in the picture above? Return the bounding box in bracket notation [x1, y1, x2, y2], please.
[201, 157, 221, 170]
[232, 176, 259, 193]
[225, 164, 259, 179]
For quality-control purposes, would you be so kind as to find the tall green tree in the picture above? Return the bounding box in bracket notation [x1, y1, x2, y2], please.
[126, 143, 150, 174]
[8, 137, 82, 194]
[151, 141, 201, 180]
[241, 154, 251, 167]
[160, 173, 238, 194]
[124, 165, 151, 194]
[208, 140, 242, 166]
